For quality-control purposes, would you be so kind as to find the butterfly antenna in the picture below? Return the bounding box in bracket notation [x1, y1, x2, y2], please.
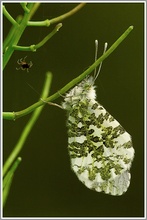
[94, 41, 108, 81]
[94, 39, 99, 78]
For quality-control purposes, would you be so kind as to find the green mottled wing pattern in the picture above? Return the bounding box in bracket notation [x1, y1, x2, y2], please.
[62, 76, 134, 196]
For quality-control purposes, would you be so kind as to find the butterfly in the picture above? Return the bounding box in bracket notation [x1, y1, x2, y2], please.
[62, 40, 134, 196]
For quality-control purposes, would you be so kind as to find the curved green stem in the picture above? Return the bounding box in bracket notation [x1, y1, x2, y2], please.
[27, 3, 86, 27]
[13, 23, 62, 51]
[50, 3, 86, 25]
[34, 23, 62, 50]
[3, 5, 19, 26]
[3, 72, 52, 177]
[20, 3, 30, 13]
[3, 26, 134, 121]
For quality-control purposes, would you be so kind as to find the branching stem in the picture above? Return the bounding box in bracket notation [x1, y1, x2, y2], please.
[3, 72, 52, 177]
[3, 26, 134, 121]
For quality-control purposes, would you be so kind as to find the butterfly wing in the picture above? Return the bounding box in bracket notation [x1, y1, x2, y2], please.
[67, 100, 134, 196]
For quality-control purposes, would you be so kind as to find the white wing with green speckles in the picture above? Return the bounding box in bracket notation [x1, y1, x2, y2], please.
[62, 76, 134, 196]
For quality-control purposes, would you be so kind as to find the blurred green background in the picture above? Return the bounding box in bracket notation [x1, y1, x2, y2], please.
[3, 2, 144, 217]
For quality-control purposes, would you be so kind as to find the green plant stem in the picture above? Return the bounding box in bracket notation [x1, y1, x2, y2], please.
[28, 3, 41, 19]
[3, 5, 19, 26]
[3, 15, 23, 53]
[3, 25, 133, 121]
[3, 157, 22, 207]
[50, 3, 86, 24]
[3, 157, 22, 188]
[3, 3, 85, 70]
[13, 23, 62, 51]
[12, 44, 36, 52]
[35, 23, 62, 50]
[20, 3, 30, 13]
[27, 19, 50, 27]
[3, 72, 52, 177]
[3, 3, 35, 70]
[27, 3, 86, 27]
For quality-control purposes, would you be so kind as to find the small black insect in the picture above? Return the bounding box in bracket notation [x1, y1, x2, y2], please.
[16, 56, 33, 72]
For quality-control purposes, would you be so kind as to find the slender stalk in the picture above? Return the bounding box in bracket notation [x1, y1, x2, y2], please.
[13, 23, 62, 51]
[3, 157, 22, 207]
[3, 72, 52, 177]
[27, 3, 86, 27]
[3, 5, 19, 26]
[34, 23, 62, 50]
[27, 19, 50, 27]
[3, 3, 35, 69]
[50, 3, 86, 24]
[28, 3, 41, 19]
[3, 15, 23, 53]
[3, 157, 22, 188]
[12, 44, 36, 52]
[3, 26, 134, 121]
[20, 3, 30, 13]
